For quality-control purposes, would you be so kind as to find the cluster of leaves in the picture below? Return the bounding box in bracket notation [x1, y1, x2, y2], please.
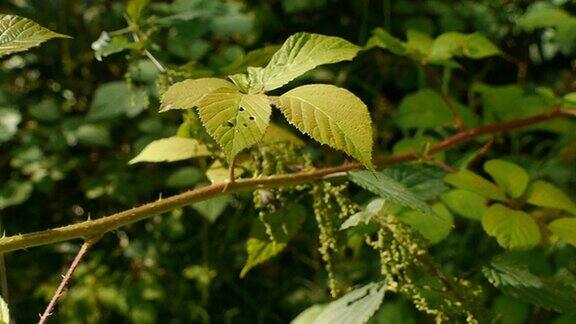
[1, 0, 576, 323]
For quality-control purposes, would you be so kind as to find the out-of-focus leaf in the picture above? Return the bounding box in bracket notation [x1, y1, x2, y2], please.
[241, 204, 306, 277]
[192, 195, 230, 223]
[0, 14, 69, 57]
[0, 108, 21, 142]
[0, 295, 9, 324]
[87, 82, 147, 120]
[220, 45, 281, 75]
[165, 167, 204, 188]
[261, 123, 305, 147]
[548, 218, 576, 247]
[525, 181, 576, 215]
[396, 89, 478, 129]
[366, 28, 407, 55]
[91, 32, 137, 61]
[0, 181, 33, 210]
[491, 295, 529, 324]
[129, 137, 211, 164]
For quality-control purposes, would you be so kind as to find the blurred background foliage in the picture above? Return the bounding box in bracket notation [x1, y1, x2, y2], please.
[0, 0, 575, 323]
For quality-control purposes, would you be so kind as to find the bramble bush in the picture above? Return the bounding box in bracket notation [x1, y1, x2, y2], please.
[0, 0, 576, 323]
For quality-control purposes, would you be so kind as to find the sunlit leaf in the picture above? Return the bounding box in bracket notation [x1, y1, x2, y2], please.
[278, 84, 373, 168]
[159, 78, 236, 112]
[262, 32, 360, 91]
[198, 88, 271, 162]
[129, 137, 211, 164]
[0, 14, 69, 57]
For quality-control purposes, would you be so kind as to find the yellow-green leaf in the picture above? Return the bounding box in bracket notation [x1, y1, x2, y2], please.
[198, 88, 271, 162]
[548, 218, 576, 246]
[444, 170, 507, 202]
[0, 295, 8, 324]
[525, 181, 576, 216]
[484, 159, 529, 198]
[129, 137, 210, 164]
[482, 204, 541, 249]
[441, 189, 488, 220]
[278, 84, 373, 168]
[0, 14, 70, 57]
[397, 203, 454, 244]
[261, 123, 305, 147]
[262, 32, 360, 91]
[159, 78, 236, 112]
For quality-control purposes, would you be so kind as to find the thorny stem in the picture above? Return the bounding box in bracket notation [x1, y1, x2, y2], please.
[37, 237, 99, 324]
[0, 109, 573, 253]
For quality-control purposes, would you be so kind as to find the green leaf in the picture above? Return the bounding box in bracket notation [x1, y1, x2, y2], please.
[165, 167, 204, 188]
[397, 203, 454, 244]
[395, 89, 478, 129]
[428, 32, 500, 61]
[220, 45, 281, 75]
[126, 0, 149, 23]
[518, 7, 576, 31]
[262, 32, 361, 91]
[441, 189, 488, 220]
[278, 84, 373, 168]
[491, 295, 529, 324]
[369, 299, 416, 324]
[241, 204, 306, 278]
[91, 32, 138, 61]
[482, 204, 541, 249]
[444, 170, 507, 202]
[198, 88, 272, 162]
[377, 164, 448, 201]
[87, 82, 147, 120]
[348, 170, 432, 214]
[548, 218, 576, 247]
[0, 108, 21, 143]
[192, 195, 230, 223]
[312, 281, 386, 324]
[129, 137, 211, 164]
[484, 160, 529, 198]
[525, 181, 576, 216]
[0, 180, 33, 210]
[261, 123, 305, 147]
[0, 14, 70, 57]
[405, 30, 433, 58]
[392, 135, 444, 161]
[483, 255, 576, 312]
[340, 199, 384, 230]
[366, 28, 407, 55]
[0, 295, 9, 324]
[159, 78, 236, 112]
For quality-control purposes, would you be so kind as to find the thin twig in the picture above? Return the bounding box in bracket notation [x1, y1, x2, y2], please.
[0, 109, 572, 253]
[38, 238, 99, 324]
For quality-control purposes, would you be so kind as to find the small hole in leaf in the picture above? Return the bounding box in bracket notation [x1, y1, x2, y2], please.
[239, 107, 245, 112]
[243, 123, 248, 127]
[249, 116, 255, 120]
[227, 121, 234, 127]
